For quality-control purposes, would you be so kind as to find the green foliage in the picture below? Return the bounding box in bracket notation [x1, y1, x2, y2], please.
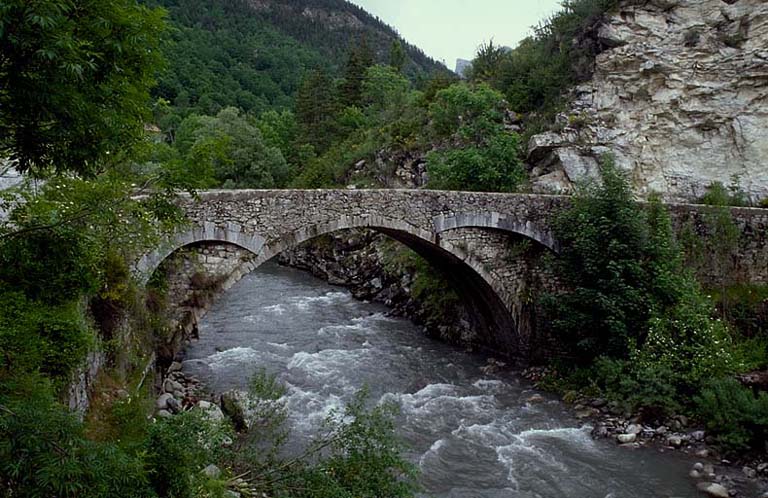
[0, 377, 155, 498]
[286, 391, 417, 498]
[635, 297, 737, 390]
[594, 357, 682, 419]
[388, 40, 407, 72]
[340, 37, 375, 108]
[542, 160, 766, 439]
[362, 65, 412, 117]
[295, 69, 341, 153]
[712, 284, 768, 340]
[0, 291, 93, 384]
[427, 133, 525, 192]
[145, 410, 234, 498]
[468, 0, 618, 121]
[149, 0, 442, 119]
[696, 378, 768, 453]
[236, 371, 418, 498]
[544, 161, 693, 358]
[468, 40, 508, 85]
[425, 83, 525, 192]
[0, 221, 101, 304]
[429, 83, 507, 142]
[699, 179, 749, 207]
[0, 0, 166, 176]
[184, 107, 289, 188]
[0, 169, 185, 393]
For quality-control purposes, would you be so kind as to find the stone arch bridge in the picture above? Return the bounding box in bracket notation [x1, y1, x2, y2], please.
[139, 189, 768, 360]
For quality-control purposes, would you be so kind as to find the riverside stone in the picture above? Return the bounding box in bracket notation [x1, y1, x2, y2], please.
[696, 482, 729, 498]
[166, 396, 182, 414]
[156, 393, 174, 410]
[667, 435, 684, 447]
[617, 433, 637, 443]
[163, 379, 183, 393]
[625, 423, 642, 435]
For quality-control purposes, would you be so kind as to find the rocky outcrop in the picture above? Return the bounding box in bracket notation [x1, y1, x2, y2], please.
[528, 0, 768, 202]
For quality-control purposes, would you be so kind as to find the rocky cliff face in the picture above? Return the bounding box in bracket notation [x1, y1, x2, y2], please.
[528, 0, 768, 202]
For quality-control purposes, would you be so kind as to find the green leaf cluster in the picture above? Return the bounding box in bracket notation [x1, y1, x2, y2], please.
[0, 0, 167, 176]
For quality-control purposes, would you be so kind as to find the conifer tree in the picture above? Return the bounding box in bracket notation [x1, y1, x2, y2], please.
[295, 69, 339, 151]
[389, 40, 407, 72]
[340, 37, 375, 107]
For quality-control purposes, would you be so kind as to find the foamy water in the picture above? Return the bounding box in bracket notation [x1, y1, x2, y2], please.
[182, 262, 702, 498]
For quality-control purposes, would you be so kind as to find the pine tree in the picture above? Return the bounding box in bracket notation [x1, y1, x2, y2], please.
[295, 69, 339, 152]
[340, 36, 375, 107]
[389, 40, 407, 72]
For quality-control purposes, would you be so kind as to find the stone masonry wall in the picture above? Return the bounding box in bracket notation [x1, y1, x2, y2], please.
[153, 243, 255, 365]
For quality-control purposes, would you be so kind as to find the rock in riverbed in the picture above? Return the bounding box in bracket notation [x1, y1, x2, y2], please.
[616, 433, 636, 444]
[696, 482, 729, 498]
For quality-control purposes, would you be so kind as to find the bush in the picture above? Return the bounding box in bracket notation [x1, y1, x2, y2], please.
[636, 297, 738, 389]
[0, 377, 154, 498]
[696, 378, 768, 453]
[471, 0, 619, 117]
[543, 160, 689, 359]
[428, 83, 507, 142]
[426, 133, 525, 192]
[567, 357, 681, 420]
[0, 225, 101, 304]
[287, 392, 418, 498]
[144, 410, 234, 498]
[230, 372, 418, 498]
[0, 290, 93, 384]
[543, 159, 745, 425]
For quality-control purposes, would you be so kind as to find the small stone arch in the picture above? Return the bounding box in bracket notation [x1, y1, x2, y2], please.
[135, 221, 266, 285]
[433, 212, 559, 253]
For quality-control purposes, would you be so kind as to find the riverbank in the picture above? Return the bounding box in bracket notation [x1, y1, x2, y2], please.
[520, 367, 768, 498]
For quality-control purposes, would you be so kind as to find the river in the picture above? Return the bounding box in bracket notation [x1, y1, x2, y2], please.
[182, 261, 702, 498]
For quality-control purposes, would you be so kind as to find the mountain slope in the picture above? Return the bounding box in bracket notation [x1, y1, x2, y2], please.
[150, 0, 445, 115]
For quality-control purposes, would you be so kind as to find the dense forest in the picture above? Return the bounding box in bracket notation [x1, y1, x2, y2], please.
[146, 0, 444, 118]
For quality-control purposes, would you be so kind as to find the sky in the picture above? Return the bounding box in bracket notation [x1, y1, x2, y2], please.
[348, 0, 564, 69]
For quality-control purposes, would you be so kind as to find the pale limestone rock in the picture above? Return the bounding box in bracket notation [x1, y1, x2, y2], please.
[528, 0, 768, 202]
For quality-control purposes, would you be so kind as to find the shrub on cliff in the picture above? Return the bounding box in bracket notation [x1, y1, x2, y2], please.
[0, 377, 154, 498]
[469, 0, 619, 118]
[544, 159, 751, 424]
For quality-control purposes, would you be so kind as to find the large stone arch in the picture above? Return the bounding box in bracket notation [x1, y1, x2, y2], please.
[138, 214, 521, 353]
